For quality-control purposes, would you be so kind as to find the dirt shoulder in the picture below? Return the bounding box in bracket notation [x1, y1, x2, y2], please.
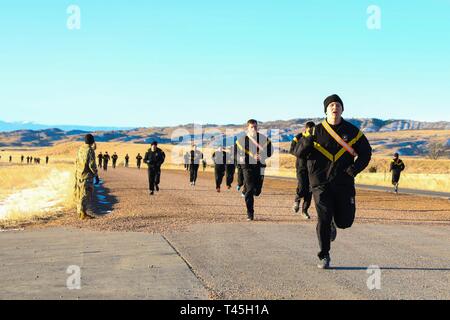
[2, 167, 450, 232]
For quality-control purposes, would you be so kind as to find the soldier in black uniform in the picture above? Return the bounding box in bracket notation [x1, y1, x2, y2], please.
[189, 145, 203, 186]
[294, 94, 372, 269]
[290, 121, 315, 219]
[111, 152, 119, 169]
[235, 119, 274, 221]
[124, 154, 130, 167]
[225, 146, 236, 190]
[136, 153, 143, 169]
[144, 141, 166, 195]
[236, 162, 244, 194]
[103, 152, 110, 171]
[212, 146, 227, 192]
[9, 156, 12, 163]
[184, 152, 190, 171]
[21, 155, 24, 163]
[390, 153, 405, 193]
[46, 156, 49, 164]
[97, 152, 103, 169]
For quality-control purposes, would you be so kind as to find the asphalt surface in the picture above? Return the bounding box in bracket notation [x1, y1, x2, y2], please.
[0, 227, 208, 300]
[165, 223, 450, 299]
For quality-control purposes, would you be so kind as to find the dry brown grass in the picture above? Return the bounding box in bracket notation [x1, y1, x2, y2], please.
[0, 163, 75, 222]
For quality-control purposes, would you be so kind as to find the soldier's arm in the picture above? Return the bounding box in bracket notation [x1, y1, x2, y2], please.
[160, 151, 166, 165]
[289, 134, 302, 156]
[267, 138, 274, 158]
[88, 150, 98, 176]
[293, 133, 314, 159]
[348, 134, 372, 176]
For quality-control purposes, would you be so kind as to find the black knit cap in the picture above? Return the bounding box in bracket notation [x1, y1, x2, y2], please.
[85, 134, 95, 145]
[324, 94, 344, 113]
[151, 141, 158, 146]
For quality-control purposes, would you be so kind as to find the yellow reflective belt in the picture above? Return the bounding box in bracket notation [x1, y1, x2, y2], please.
[313, 142, 334, 162]
[322, 120, 358, 157]
[236, 140, 255, 158]
[293, 137, 299, 143]
[334, 130, 363, 161]
[312, 123, 364, 163]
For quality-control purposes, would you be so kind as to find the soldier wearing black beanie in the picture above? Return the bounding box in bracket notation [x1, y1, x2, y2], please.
[85, 134, 95, 145]
[323, 94, 344, 114]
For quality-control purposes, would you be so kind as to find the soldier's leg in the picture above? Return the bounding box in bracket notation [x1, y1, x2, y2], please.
[226, 165, 235, 187]
[243, 167, 257, 218]
[79, 181, 94, 219]
[75, 183, 83, 218]
[302, 191, 313, 213]
[193, 164, 199, 182]
[294, 182, 302, 204]
[333, 185, 356, 229]
[148, 169, 155, 191]
[214, 167, 220, 188]
[216, 166, 225, 189]
[155, 168, 161, 186]
[312, 185, 335, 259]
[189, 165, 195, 182]
[237, 165, 245, 192]
[254, 170, 264, 197]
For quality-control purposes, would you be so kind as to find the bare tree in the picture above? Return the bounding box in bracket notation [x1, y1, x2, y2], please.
[427, 142, 444, 160]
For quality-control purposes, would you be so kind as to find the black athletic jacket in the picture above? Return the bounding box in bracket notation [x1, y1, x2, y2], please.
[390, 159, 405, 173]
[144, 148, 166, 168]
[235, 133, 274, 168]
[290, 133, 307, 172]
[212, 151, 227, 166]
[294, 119, 372, 188]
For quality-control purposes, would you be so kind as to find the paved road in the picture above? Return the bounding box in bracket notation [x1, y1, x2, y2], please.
[0, 228, 208, 299]
[166, 222, 450, 300]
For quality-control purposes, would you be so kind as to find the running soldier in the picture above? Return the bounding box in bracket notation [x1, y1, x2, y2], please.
[294, 94, 372, 269]
[212, 146, 227, 192]
[235, 119, 274, 221]
[290, 121, 315, 219]
[390, 153, 405, 193]
[103, 152, 110, 171]
[97, 152, 103, 169]
[225, 146, 236, 190]
[124, 154, 130, 167]
[111, 152, 119, 169]
[144, 141, 166, 195]
[136, 153, 143, 169]
[189, 145, 203, 186]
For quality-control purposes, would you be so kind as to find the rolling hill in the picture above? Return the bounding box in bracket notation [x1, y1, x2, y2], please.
[0, 118, 449, 157]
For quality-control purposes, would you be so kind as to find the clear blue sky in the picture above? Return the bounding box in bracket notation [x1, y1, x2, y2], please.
[1, 0, 449, 127]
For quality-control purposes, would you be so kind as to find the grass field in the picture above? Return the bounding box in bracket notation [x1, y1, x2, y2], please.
[0, 163, 74, 222]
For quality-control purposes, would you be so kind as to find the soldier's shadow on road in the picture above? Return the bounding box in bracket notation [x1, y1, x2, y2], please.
[331, 266, 450, 271]
[93, 179, 117, 216]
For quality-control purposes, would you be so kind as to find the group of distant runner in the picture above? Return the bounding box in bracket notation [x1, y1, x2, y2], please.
[0, 155, 50, 164]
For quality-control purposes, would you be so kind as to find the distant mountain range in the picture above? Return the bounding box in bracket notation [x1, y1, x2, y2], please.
[0, 120, 132, 132]
[0, 119, 449, 156]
